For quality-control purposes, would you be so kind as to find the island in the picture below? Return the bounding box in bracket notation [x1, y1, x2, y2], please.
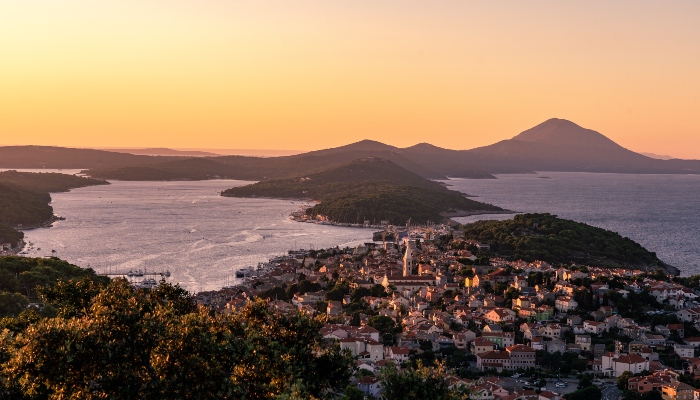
[221, 157, 506, 225]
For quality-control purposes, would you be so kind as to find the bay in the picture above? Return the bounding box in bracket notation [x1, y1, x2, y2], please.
[21, 180, 373, 292]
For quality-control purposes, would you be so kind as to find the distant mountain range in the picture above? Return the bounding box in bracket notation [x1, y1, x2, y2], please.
[2, 118, 699, 179]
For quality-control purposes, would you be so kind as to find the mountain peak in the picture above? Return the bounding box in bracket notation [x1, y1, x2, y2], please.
[333, 140, 397, 152]
[512, 118, 617, 147]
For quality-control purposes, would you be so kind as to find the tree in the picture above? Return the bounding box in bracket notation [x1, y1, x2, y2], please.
[578, 373, 594, 389]
[2, 279, 354, 399]
[379, 361, 463, 400]
[341, 385, 365, 400]
[618, 371, 633, 390]
[368, 315, 397, 343]
[0, 292, 29, 318]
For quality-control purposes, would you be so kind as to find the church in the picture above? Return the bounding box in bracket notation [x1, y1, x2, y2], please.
[382, 241, 435, 291]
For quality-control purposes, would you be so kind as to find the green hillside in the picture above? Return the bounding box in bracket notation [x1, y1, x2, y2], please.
[462, 213, 677, 273]
[0, 172, 109, 248]
[222, 158, 504, 224]
[0, 170, 108, 193]
[0, 256, 109, 318]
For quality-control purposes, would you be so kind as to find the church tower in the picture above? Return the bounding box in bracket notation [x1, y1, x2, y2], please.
[403, 242, 413, 277]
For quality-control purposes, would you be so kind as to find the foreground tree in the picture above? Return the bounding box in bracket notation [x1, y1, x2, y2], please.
[1, 278, 353, 399]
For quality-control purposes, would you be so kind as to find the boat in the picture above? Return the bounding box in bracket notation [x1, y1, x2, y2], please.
[135, 278, 158, 290]
[236, 266, 255, 278]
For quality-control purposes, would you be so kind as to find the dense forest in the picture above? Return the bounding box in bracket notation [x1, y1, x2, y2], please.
[0, 170, 108, 193]
[0, 171, 108, 247]
[308, 183, 502, 225]
[0, 256, 108, 318]
[462, 213, 676, 273]
[222, 158, 504, 225]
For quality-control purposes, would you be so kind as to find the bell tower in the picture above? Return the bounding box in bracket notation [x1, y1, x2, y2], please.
[403, 242, 413, 277]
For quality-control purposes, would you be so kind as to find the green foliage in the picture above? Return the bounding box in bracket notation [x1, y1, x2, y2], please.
[578, 373, 594, 389]
[463, 213, 667, 269]
[0, 170, 108, 193]
[618, 371, 633, 390]
[379, 361, 465, 400]
[0, 292, 29, 318]
[0, 280, 354, 399]
[0, 182, 52, 227]
[368, 315, 397, 342]
[0, 171, 108, 246]
[341, 385, 365, 400]
[0, 256, 108, 318]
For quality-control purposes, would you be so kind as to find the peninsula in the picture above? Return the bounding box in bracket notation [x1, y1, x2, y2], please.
[0, 171, 109, 252]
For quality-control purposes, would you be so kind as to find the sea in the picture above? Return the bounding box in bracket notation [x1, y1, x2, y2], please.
[15, 170, 700, 291]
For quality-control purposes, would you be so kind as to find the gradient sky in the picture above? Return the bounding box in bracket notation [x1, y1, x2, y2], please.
[1, 1, 699, 157]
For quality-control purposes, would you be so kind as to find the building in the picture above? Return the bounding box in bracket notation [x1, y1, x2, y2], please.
[472, 338, 496, 355]
[358, 376, 382, 398]
[662, 381, 695, 400]
[601, 352, 650, 377]
[475, 345, 537, 371]
[575, 334, 592, 351]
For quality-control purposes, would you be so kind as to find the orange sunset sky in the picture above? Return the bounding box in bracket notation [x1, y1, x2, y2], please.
[1, 1, 699, 158]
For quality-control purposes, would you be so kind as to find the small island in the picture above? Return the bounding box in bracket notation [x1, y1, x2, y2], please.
[221, 157, 507, 226]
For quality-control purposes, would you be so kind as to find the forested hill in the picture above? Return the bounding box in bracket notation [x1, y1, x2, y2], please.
[0, 170, 108, 192]
[0, 172, 109, 248]
[0, 256, 109, 318]
[222, 158, 505, 225]
[462, 213, 678, 274]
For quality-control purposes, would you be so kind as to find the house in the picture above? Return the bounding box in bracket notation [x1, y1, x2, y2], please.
[546, 339, 567, 354]
[674, 344, 694, 358]
[482, 332, 515, 349]
[575, 334, 592, 351]
[677, 308, 700, 324]
[485, 308, 517, 325]
[386, 346, 411, 362]
[339, 338, 384, 361]
[661, 381, 695, 400]
[643, 334, 667, 347]
[543, 324, 562, 339]
[555, 296, 578, 312]
[539, 391, 561, 400]
[472, 338, 496, 355]
[357, 376, 382, 398]
[583, 320, 608, 334]
[668, 324, 685, 339]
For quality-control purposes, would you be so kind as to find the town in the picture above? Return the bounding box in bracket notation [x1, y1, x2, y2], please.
[191, 225, 700, 399]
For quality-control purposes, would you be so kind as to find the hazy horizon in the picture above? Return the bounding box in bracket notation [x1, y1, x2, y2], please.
[2, 1, 699, 157]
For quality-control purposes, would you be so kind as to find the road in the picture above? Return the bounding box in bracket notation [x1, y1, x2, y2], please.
[602, 384, 621, 400]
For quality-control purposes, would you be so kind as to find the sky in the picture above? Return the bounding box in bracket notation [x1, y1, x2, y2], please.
[1, 1, 699, 158]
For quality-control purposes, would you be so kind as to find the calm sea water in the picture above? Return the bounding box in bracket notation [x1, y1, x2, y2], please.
[18, 171, 700, 291]
[447, 172, 700, 276]
[20, 180, 372, 291]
